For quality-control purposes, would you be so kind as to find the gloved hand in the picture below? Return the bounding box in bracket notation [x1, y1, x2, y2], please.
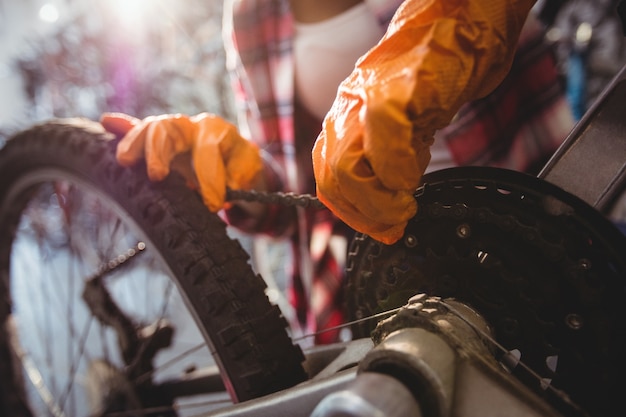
[312, 0, 536, 244]
[100, 112, 264, 212]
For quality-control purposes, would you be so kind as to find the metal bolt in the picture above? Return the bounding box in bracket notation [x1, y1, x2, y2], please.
[565, 313, 584, 330]
[408, 293, 427, 305]
[578, 259, 591, 270]
[404, 235, 418, 248]
[457, 223, 471, 239]
[477, 251, 489, 264]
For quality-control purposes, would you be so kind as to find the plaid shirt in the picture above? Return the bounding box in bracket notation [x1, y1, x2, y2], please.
[222, 1, 573, 343]
[223, 0, 404, 344]
[437, 13, 575, 175]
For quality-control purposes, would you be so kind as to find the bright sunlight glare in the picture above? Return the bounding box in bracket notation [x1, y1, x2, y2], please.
[39, 4, 60, 23]
[108, 0, 160, 32]
[111, 0, 149, 17]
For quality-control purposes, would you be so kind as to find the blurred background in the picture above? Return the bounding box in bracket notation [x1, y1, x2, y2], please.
[2, 0, 626, 137]
[1, 0, 625, 145]
[0, 0, 234, 144]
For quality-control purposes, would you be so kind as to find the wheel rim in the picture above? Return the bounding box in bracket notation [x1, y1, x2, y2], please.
[4, 171, 219, 416]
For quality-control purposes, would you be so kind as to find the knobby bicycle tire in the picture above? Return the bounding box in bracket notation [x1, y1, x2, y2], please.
[0, 119, 307, 415]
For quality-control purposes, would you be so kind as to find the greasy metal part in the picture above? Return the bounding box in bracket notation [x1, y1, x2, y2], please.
[82, 276, 142, 367]
[205, 369, 357, 417]
[539, 65, 626, 212]
[345, 166, 626, 416]
[226, 188, 325, 209]
[361, 327, 562, 417]
[363, 327, 454, 416]
[310, 372, 423, 417]
[195, 338, 373, 416]
[308, 295, 564, 417]
[303, 338, 374, 380]
[358, 295, 564, 417]
[156, 365, 226, 398]
[361, 295, 492, 417]
[451, 359, 565, 417]
[153, 336, 375, 401]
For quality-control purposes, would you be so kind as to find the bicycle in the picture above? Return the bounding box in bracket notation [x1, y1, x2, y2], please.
[1, 65, 625, 417]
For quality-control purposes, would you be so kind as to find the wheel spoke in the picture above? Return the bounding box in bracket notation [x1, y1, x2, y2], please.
[10, 335, 67, 417]
[58, 317, 94, 413]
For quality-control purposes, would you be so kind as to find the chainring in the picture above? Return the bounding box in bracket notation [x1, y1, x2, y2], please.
[345, 166, 626, 416]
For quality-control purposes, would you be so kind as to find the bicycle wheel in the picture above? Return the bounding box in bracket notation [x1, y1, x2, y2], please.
[0, 119, 307, 416]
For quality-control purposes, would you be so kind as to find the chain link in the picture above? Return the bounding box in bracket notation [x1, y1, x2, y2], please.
[93, 242, 147, 278]
[226, 188, 326, 209]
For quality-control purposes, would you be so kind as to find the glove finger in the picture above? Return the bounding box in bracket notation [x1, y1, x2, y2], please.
[314, 163, 413, 245]
[143, 121, 187, 181]
[223, 139, 263, 191]
[116, 122, 150, 167]
[192, 114, 263, 209]
[321, 104, 418, 225]
[193, 140, 226, 212]
[364, 124, 431, 194]
[100, 112, 140, 138]
[333, 152, 417, 230]
[171, 153, 199, 189]
[360, 83, 431, 192]
[313, 127, 417, 244]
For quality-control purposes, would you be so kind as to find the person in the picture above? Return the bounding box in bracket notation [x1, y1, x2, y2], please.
[103, 0, 405, 345]
[102, 0, 570, 344]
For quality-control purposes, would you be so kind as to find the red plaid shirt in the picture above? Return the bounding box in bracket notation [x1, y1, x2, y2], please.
[222, 1, 573, 344]
[223, 0, 404, 344]
[437, 14, 574, 175]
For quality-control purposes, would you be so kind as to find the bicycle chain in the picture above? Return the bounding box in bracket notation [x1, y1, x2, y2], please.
[226, 188, 326, 209]
[92, 241, 147, 278]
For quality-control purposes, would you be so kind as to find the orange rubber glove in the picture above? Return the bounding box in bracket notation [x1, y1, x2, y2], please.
[312, 0, 536, 244]
[101, 112, 264, 212]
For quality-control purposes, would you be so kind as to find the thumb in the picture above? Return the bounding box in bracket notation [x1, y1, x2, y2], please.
[100, 112, 140, 138]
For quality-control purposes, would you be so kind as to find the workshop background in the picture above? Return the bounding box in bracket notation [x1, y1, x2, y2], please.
[0, 0, 301, 357]
[2, 0, 626, 144]
[0, 0, 233, 142]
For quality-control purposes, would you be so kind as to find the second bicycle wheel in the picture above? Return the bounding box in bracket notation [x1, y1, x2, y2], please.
[0, 119, 307, 416]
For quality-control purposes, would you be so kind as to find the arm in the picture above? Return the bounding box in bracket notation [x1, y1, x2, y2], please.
[313, 0, 537, 244]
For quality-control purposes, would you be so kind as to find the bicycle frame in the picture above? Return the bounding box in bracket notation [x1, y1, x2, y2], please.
[3, 52, 624, 417]
[540, 62, 626, 213]
[134, 63, 626, 417]
[187, 296, 570, 417]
